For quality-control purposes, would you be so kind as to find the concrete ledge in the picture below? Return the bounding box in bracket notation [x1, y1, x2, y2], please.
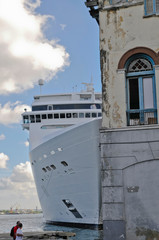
[0, 231, 76, 240]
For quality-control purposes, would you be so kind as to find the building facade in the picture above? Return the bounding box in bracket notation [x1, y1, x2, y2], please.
[86, 0, 159, 239]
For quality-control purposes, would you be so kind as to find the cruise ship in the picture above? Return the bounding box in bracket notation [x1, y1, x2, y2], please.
[22, 83, 102, 228]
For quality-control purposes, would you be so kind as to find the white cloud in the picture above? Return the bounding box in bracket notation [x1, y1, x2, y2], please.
[0, 161, 40, 209]
[0, 134, 5, 140]
[24, 141, 29, 147]
[0, 0, 69, 95]
[0, 101, 31, 125]
[0, 153, 9, 168]
[10, 161, 34, 183]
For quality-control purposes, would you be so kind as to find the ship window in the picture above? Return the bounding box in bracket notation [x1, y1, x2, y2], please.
[62, 200, 82, 218]
[63, 199, 73, 208]
[73, 113, 78, 118]
[42, 114, 47, 119]
[36, 115, 41, 122]
[60, 113, 65, 118]
[92, 112, 97, 118]
[61, 161, 68, 167]
[23, 115, 29, 123]
[46, 166, 51, 171]
[50, 164, 56, 170]
[69, 208, 83, 218]
[54, 113, 59, 119]
[48, 114, 53, 119]
[66, 113, 71, 118]
[53, 104, 101, 110]
[32, 105, 47, 111]
[98, 113, 102, 117]
[85, 113, 90, 118]
[79, 113, 84, 118]
[30, 115, 35, 123]
[48, 105, 53, 110]
[42, 168, 47, 172]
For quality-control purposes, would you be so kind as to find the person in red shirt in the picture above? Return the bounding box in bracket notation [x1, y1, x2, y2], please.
[13, 221, 20, 240]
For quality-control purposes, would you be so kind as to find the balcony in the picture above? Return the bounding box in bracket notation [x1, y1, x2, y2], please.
[127, 109, 157, 126]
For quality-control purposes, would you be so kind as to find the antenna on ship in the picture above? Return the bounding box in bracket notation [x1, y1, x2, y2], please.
[82, 75, 94, 92]
[38, 79, 44, 94]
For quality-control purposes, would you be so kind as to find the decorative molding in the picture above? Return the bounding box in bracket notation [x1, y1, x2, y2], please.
[118, 47, 159, 69]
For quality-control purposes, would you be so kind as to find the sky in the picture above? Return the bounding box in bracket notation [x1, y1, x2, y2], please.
[0, 0, 101, 210]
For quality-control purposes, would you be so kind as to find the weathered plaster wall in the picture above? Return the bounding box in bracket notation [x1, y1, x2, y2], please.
[96, 1, 159, 239]
[100, 126, 159, 240]
[99, 2, 159, 128]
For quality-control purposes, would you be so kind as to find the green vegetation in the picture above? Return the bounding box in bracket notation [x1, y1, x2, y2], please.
[0, 209, 42, 215]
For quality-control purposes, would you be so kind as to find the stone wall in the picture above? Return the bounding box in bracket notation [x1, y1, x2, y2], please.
[100, 125, 159, 240]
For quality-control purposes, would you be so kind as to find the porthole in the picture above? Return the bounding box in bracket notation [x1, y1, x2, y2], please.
[61, 161, 68, 167]
[42, 168, 47, 172]
[50, 164, 56, 170]
[46, 166, 51, 171]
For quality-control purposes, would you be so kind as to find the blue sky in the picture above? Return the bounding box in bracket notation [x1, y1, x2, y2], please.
[0, 0, 101, 210]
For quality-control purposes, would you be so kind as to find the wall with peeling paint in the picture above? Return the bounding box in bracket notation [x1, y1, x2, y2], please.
[99, 2, 159, 128]
[96, 0, 159, 239]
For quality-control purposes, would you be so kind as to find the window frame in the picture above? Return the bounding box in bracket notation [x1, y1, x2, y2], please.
[144, 0, 159, 16]
[125, 54, 157, 125]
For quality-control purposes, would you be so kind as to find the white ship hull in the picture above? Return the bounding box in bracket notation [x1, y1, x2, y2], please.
[29, 118, 102, 227]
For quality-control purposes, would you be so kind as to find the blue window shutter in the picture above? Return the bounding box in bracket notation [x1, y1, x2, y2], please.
[125, 54, 157, 126]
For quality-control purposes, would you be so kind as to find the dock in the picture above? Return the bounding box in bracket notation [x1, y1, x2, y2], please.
[0, 231, 76, 239]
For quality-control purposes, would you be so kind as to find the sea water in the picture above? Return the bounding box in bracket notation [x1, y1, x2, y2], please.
[0, 213, 103, 240]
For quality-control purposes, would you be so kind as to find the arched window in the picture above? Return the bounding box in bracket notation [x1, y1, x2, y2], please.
[125, 54, 157, 126]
